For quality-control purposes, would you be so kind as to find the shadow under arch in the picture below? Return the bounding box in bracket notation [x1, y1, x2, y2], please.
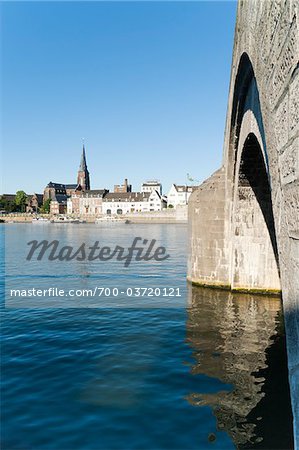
[238, 133, 279, 265]
[231, 131, 281, 292]
[228, 53, 267, 177]
[226, 52, 281, 293]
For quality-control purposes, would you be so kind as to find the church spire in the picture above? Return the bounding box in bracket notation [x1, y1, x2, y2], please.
[79, 143, 87, 171]
[77, 142, 90, 191]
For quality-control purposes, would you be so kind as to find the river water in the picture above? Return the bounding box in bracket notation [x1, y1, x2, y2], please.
[1, 223, 293, 449]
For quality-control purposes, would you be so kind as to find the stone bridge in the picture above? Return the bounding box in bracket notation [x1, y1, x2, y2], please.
[188, 0, 298, 444]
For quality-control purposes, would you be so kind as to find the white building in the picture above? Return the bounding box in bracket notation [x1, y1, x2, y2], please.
[167, 184, 196, 208]
[141, 181, 162, 196]
[102, 190, 165, 215]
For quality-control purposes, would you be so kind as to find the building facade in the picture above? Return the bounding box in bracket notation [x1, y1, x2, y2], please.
[67, 189, 109, 216]
[50, 196, 68, 215]
[167, 184, 196, 208]
[102, 190, 165, 215]
[43, 183, 67, 202]
[114, 178, 132, 193]
[26, 194, 43, 212]
[67, 191, 82, 215]
[141, 181, 162, 195]
[44, 145, 90, 214]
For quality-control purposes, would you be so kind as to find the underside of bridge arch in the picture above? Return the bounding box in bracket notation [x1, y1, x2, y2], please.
[232, 133, 281, 293]
[187, 52, 281, 295]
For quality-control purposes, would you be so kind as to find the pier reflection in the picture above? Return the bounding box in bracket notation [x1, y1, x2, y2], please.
[186, 286, 293, 449]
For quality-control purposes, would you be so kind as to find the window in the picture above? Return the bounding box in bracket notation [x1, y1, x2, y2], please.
[117, 209, 123, 215]
[107, 209, 111, 215]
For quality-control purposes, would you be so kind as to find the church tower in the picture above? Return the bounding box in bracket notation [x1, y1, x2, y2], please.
[77, 144, 90, 191]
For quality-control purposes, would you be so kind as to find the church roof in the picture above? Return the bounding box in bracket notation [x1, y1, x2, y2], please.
[65, 184, 78, 189]
[52, 194, 68, 204]
[46, 182, 65, 189]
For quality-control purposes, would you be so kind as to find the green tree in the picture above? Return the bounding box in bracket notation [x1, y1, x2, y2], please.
[168, 204, 174, 208]
[15, 191, 28, 212]
[0, 196, 17, 213]
[0, 196, 13, 212]
[41, 198, 51, 214]
[0, 196, 7, 210]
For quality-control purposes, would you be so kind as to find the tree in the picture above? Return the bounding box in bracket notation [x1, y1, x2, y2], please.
[40, 198, 51, 214]
[0, 196, 4, 208]
[168, 204, 174, 208]
[0, 196, 16, 213]
[0, 196, 7, 211]
[15, 191, 28, 212]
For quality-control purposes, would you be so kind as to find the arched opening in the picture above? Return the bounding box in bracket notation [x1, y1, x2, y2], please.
[227, 53, 268, 190]
[232, 133, 281, 293]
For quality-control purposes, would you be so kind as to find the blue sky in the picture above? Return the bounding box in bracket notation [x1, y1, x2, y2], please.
[1, 1, 237, 195]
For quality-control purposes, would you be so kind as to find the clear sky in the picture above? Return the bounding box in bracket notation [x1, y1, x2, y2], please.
[1, 1, 237, 195]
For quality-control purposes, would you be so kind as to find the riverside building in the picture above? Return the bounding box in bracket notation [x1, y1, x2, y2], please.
[167, 184, 196, 208]
[102, 190, 165, 215]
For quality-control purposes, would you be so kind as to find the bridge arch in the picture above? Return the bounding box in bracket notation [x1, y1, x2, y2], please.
[227, 52, 268, 187]
[228, 53, 280, 292]
[231, 131, 280, 292]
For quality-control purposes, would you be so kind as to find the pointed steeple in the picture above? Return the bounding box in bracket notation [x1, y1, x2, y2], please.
[79, 144, 87, 171]
[77, 142, 90, 191]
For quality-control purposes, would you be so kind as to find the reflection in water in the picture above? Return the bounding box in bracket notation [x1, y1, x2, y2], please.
[186, 286, 293, 449]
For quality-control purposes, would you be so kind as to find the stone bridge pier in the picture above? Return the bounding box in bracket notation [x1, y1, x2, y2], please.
[188, 0, 298, 444]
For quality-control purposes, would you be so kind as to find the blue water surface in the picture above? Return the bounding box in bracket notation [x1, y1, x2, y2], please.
[1, 224, 293, 449]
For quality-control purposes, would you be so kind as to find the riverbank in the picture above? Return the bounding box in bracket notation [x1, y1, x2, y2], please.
[1, 206, 188, 224]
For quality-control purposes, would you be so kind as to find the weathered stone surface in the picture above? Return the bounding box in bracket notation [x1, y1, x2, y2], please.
[188, 0, 299, 444]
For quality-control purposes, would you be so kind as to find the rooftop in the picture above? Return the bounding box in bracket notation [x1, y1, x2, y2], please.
[173, 184, 196, 193]
[82, 189, 108, 197]
[103, 192, 150, 202]
[142, 181, 161, 186]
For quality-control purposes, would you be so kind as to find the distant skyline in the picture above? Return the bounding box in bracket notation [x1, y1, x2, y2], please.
[1, 1, 237, 194]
